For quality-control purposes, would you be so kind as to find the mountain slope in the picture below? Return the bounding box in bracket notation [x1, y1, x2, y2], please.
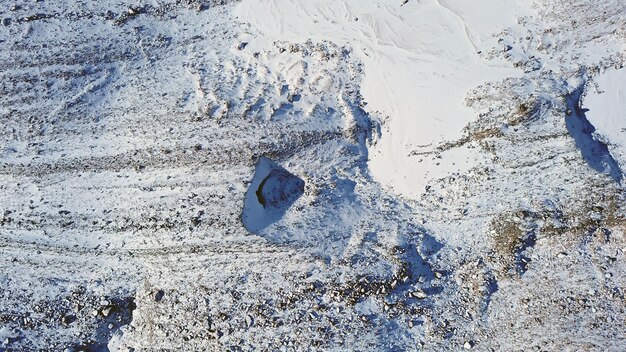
[1, 0, 625, 351]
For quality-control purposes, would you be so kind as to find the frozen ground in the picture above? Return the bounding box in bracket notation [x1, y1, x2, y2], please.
[0, 0, 625, 351]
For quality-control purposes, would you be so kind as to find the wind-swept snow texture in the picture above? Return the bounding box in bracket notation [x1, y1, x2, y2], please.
[2, 0, 626, 351]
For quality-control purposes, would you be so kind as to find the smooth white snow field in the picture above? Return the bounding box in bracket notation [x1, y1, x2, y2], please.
[235, 0, 534, 198]
[585, 68, 626, 168]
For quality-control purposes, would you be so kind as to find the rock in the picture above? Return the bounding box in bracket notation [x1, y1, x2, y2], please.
[242, 157, 305, 232]
[23, 13, 49, 22]
[1, 18, 11, 26]
[464, 341, 474, 349]
[256, 169, 304, 209]
[101, 307, 112, 317]
[237, 42, 249, 50]
[61, 314, 76, 325]
[409, 289, 427, 299]
[154, 290, 165, 302]
[245, 315, 254, 327]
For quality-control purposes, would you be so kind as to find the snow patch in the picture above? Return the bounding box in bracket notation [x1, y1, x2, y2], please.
[585, 68, 626, 172]
[234, 0, 534, 199]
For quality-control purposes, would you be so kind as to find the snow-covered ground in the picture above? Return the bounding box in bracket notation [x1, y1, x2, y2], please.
[586, 68, 626, 169]
[235, 0, 534, 199]
[1, 0, 625, 351]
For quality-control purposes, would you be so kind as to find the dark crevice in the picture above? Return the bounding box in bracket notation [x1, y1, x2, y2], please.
[255, 174, 270, 208]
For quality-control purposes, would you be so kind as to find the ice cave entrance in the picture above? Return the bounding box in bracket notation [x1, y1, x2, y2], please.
[242, 157, 305, 233]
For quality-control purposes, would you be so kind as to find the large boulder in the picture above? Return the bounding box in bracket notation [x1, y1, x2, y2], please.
[242, 157, 305, 233]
